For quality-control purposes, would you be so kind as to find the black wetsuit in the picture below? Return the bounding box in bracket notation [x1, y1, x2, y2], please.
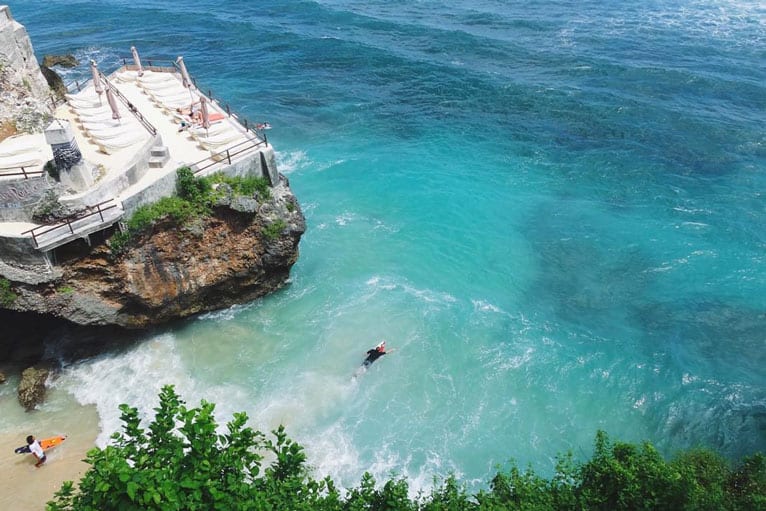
[363, 349, 386, 367]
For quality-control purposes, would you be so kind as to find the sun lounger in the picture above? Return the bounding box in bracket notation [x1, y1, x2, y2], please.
[186, 122, 230, 139]
[0, 152, 44, 170]
[80, 118, 138, 132]
[138, 71, 178, 84]
[197, 131, 247, 150]
[86, 125, 145, 140]
[114, 70, 140, 82]
[94, 132, 149, 154]
[0, 135, 42, 157]
[74, 106, 116, 119]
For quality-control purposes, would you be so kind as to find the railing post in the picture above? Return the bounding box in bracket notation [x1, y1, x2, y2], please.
[98, 204, 104, 222]
[226, 104, 231, 116]
[20, 166, 27, 179]
[31, 232, 37, 248]
[226, 150, 231, 165]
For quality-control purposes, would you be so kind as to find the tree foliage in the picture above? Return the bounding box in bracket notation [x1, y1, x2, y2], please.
[47, 387, 766, 511]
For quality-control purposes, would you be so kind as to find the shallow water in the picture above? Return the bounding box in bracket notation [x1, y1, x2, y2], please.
[3, 0, 765, 492]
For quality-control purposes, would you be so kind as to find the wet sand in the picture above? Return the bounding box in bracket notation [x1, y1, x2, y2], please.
[0, 404, 99, 511]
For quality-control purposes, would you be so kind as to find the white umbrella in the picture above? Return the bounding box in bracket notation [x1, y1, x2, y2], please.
[90, 60, 103, 96]
[176, 56, 192, 89]
[200, 96, 210, 132]
[106, 87, 120, 121]
[131, 46, 144, 77]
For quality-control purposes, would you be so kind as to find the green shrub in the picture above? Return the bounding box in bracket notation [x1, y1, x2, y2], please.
[46, 392, 766, 511]
[0, 278, 16, 306]
[57, 285, 74, 294]
[176, 166, 211, 204]
[204, 172, 271, 200]
[262, 219, 286, 240]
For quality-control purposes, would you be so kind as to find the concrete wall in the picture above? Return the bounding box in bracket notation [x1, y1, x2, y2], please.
[59, 134, 159, 210]
[0, 175, 53, 222]
[0, 233, 48, 266]
[121, 168, 177, 217]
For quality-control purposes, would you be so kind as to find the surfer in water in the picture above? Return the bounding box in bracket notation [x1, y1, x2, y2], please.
[362, 341, 387, 367]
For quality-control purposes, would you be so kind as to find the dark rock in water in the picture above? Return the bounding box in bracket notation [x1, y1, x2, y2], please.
[0, 371, 6, 384]
[40, 65, 67, 100]
[18, 366, 49, 410]
[41, 54, 78, 68]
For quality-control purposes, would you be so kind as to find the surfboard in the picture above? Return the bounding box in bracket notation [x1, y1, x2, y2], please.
[13, 435, 66, 454]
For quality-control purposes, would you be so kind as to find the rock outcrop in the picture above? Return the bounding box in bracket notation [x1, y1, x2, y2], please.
[5, 178, 305, 328]
[18, 366, 48, 410]
[0, 6, 53, 134]
[0, 371, 6, 384]
[41, 54, 78, 68]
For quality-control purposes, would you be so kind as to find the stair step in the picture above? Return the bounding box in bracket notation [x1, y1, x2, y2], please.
[148, 154, 170, 168]
[150, 145, 168, 157]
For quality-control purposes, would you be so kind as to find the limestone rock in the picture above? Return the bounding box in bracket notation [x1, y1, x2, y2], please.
[3, 181, 306, 329]
[41, 54, 78, 68]
[18, 366, 49, 410]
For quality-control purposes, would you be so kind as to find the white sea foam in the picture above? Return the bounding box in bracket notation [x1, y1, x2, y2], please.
[55, 334, 249, 447]
[275, 150, 309, 174]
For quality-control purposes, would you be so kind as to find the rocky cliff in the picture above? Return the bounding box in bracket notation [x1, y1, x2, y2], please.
[0, 5, 53, 134]
[5, 178, 305, 329]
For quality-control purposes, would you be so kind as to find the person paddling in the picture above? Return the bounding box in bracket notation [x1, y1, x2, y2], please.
[362, 341, 387, 368]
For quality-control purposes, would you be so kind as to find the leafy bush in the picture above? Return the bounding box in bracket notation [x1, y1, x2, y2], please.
[262, 219, 286, 240]
[46, 389, 766, 511]
[176, 166, 211, 204]
[0, 278, 16, 306]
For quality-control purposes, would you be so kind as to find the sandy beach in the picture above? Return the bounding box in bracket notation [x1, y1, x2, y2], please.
[0, 399, 99, 511]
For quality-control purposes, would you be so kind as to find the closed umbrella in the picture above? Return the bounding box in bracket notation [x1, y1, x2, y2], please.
[90, 60, 103, 96]
[130, 46, 144, 77]
[200, 96, 210, 131]
[106, 87, 120, 120]
[176, 56, 192, 88]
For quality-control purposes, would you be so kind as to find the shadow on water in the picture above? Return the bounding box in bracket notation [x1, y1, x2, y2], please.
[636, 300, 766, 459]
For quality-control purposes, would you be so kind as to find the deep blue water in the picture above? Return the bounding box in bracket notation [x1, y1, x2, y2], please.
[5, 0, 766, 491]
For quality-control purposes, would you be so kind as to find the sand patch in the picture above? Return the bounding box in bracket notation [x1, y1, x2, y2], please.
[0, 404, 98, 511]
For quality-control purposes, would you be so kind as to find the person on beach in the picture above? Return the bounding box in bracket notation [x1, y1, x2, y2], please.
[362, 341, 387, 367]
[26, 435, 46, 467]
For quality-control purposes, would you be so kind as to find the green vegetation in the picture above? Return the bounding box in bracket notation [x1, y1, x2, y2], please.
[109, 168, 274, 254]
[47, 387, 766, 511]
[206, 171, 271, 201]
[262, 219, 286, 240]
[0, 278, 17, 306]
[57, 285, 74, 294]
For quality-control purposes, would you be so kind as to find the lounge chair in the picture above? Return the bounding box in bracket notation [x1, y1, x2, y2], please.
[94, 132, 149, 154]
[0, 135, 42, 157]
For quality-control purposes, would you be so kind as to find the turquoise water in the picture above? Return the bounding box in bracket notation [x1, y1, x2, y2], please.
[8, 0, 766, 491]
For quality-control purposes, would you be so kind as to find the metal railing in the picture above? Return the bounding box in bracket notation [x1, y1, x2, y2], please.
[190, 137, 269, 176]
[0, 167, 45, 179]
[119, 55, 271, 145]
[20, 199, 120, 249]
[97, 70, 158, 136]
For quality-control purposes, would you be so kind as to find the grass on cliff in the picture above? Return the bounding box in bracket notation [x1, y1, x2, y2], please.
[109, 167, 274, 254]
[0, 278, 16, 306]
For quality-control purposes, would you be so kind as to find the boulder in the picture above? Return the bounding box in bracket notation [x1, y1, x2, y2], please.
[40, 65, 67, 100]
[17, 367, 49, 410]
[41, 54, 78, 68]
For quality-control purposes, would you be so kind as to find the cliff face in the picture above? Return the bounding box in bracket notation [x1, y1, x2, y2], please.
[8, 182, 305, 328]
[0, 5, 53, 133]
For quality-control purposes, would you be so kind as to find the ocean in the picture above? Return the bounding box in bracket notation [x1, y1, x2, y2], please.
[2, 0, 765, 492]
